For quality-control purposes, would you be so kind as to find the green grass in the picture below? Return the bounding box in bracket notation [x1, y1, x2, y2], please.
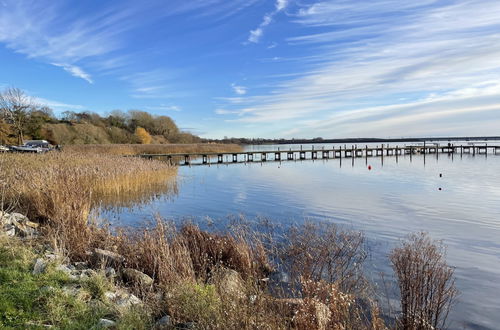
[0, 236, 151, 329]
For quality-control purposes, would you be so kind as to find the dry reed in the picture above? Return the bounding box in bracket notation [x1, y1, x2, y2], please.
[63, 143, 242, 156]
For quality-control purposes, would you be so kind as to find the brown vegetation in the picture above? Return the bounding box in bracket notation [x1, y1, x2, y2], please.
[63, 143, 242, 155]
[390, 232, 458, 330]
[0, 151, 458, 329]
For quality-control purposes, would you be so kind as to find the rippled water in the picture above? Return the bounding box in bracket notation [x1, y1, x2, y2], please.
[104, 143, 500, 329]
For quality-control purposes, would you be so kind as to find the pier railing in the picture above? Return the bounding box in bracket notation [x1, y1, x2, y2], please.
[136, 144, 500, 166]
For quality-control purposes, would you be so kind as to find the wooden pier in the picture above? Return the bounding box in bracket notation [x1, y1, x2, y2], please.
[137, 144, 500, 166]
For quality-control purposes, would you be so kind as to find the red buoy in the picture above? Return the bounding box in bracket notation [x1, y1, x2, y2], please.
[368, 165, 372, 170]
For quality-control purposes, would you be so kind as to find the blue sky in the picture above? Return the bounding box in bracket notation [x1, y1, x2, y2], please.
[1, 0, 499, 138]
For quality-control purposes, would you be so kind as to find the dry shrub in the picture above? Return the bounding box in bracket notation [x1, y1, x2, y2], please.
[118, 220, 196, 287]
[390, 232, 458, 330]
[281, 222, 366, 294]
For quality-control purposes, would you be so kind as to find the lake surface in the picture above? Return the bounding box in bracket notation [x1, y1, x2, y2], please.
[103, 143, 500, 329]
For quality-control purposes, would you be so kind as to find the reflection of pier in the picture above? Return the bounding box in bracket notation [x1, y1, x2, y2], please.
[138, 144, 500, 166]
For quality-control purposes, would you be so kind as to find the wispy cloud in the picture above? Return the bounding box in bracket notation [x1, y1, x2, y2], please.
[231, 83, 247, 95]
[145, 105, 182, 112]
[52, 63, 93, 84]
[248, 0, 289, 43]
[33, 97, 84, 110]
[225, 0, 500, 137]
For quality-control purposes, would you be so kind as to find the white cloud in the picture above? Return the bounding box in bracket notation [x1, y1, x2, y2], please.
[276, 0, 289, 11]
[33, 97, 84, 110]
[229, 0, 500, 137]
[247, 0, 289, 43]
[145, 105, 182, 112]
[52, 63, 93, 84]
[231, 83, 247, 95]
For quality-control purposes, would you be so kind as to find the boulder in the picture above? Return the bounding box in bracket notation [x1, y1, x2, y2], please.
[121, 268, 154, 287]
[33, 258, 47, 275]
[4, 224, 16, 237]
[106, 288, 143, 309]
[209, 268, 245, 300]
[154, 315, 172, 329]
[93, 248, 125, 268]
[97, 318, 116, 328]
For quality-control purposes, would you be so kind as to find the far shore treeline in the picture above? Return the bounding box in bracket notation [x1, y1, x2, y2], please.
[0, 87, 200, 146]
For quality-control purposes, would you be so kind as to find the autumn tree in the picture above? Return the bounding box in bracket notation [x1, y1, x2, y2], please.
[0, 87, 37, 145]
[135, 126, 152, 144]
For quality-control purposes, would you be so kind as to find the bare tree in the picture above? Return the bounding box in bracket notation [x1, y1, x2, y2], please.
[390, 232, 458, 330]
[0, 87, 37, 145]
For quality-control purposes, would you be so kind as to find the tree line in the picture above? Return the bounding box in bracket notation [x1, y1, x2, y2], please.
[0, 87, 200, 145]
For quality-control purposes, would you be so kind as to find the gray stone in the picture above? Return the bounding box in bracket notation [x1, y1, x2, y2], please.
[97, 318, 116, 328]
[73, 261, 89, 270]
[115, 292, 142, 309]
[93, 248, 125, 267]
[56, 264, 72, 274]
[121, 268, 154, 287]
[104, 291, 117, 301]
[154, 315, 172, 329]
[105, 267, 116, 278]
[209, 268, 245, 300]
[33, 258, 47, 275]
[4, 224, 16, 237]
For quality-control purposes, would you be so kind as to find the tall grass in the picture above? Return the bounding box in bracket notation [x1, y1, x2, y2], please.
[64, 143, 242, 155]
[0, 152, 177, 259]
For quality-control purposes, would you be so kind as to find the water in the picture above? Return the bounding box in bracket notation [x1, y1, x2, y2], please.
[103, 144, 500, 329]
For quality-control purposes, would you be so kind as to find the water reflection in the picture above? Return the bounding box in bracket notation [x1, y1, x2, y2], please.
[102, 146, 500, 330]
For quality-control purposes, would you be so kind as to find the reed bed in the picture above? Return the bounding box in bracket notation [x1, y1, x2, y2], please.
[0, 152, 177, 258]
[64, 143, 243, 156]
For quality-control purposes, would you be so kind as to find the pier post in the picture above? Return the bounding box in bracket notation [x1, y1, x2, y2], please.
[202, 155, 208, 164]
[218, 154, 223, 163]
[232, 154, 238, 162]
[275, 152, 281, 161]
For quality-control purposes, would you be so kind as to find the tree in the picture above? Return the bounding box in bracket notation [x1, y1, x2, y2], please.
[135, 127, 152, 144]
[0, 87, 37, 145]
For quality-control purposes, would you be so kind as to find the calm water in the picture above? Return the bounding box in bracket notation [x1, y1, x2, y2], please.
[103, 143, 500, 329]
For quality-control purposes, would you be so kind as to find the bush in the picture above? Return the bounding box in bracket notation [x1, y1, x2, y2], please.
[390, 232, 458, 330]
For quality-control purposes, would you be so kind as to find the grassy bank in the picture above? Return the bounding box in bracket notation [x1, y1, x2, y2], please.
[0, 235, 150, 329]
[63, 143, 243, 155]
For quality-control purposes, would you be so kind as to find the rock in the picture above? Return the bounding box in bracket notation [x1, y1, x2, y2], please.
[73, 261, 89, 270]
[121, 268, 154, 287]
[93, 248, 125, 268]
[56, 264, 72, 275]
[209, 268, 245, 300]
[104, 291, 117, 301]
[105, 267, 116, 278]
[115, 292, 142, 309]
[97, 318, 116, 328]
[4, 224, 16, 237]
[154, 315, 172, 329]
[107, 288, 143, 309]
[33, 258, 47, 275]
[9, 213, 29, 222]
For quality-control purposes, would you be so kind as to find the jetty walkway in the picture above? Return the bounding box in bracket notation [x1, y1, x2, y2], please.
[137, 144, 500, 166]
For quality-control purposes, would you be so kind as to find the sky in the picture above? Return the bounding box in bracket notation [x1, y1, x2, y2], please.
[1, 0, 499, 139]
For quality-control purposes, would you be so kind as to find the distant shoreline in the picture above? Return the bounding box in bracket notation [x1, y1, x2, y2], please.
[205, 136, 500, 145]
